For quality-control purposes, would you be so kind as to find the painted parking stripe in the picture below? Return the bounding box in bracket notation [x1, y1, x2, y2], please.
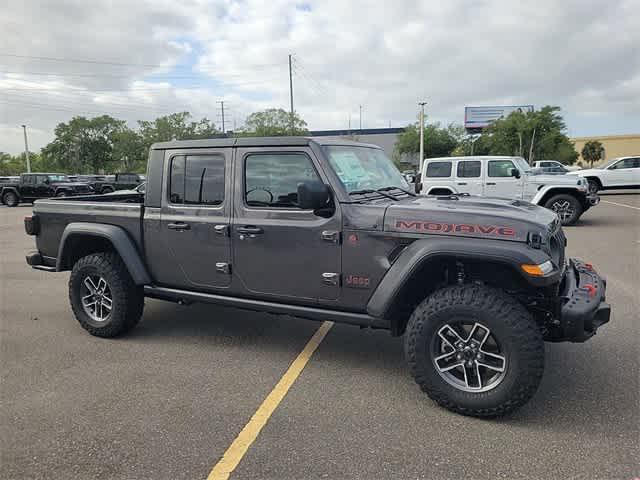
[207, 321, 334, 480]
[601, 200, 640, 211]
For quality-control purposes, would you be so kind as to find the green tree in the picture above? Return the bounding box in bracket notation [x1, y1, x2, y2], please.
[240, 108, 308, 136]
[476, 106, 578, 164]
[0, 152, 23, 175]
[394, 122, 463, 164]
[581, 140, 605, 167]
[138, 112, 219, 149]
[41, 115, 127, 173]
[112, 129, 146, 172]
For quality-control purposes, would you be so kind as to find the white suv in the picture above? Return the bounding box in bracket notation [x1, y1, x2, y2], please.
[417, 156, 598, 225]
[567, 156, 640, 193]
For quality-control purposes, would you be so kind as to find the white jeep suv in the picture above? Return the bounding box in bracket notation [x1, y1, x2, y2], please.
[567, 156, 640, 194]
[417, 156, 598, 225]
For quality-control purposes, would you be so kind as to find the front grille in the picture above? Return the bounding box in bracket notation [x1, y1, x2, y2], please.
[548, 225, 566, 271]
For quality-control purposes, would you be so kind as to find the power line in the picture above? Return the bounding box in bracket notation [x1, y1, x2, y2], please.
[0, 53, 283, 70]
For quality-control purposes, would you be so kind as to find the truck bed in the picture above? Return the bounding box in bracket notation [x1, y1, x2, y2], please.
[32, 194, 145, 261]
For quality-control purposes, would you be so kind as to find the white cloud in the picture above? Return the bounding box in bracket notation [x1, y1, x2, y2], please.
[1, 0, 638, 154]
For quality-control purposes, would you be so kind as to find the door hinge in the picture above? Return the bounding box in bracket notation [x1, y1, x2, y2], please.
[216, 262, 231, 274]
[322, 272, 340, 286]
[321, 230, 341, 244]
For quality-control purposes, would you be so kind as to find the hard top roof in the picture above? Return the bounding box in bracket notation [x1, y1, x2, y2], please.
[150, 136, 382, 150]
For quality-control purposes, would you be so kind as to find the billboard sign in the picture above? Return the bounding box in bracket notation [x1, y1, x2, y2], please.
[464, 105, 534, 132]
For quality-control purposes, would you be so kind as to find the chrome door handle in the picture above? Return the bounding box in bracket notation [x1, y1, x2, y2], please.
[236, 226, 263, 235]
[213, 224, 229, 236]
[167, 222, 191, 231]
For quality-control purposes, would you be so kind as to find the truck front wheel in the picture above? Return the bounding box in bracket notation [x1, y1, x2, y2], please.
[544, 194, 582, 225]
[404, 284, 544, 417]
[2, 191, 19, 207]
[69, 252, 144, 337]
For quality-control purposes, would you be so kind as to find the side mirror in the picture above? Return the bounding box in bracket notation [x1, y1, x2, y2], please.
[510, 168, 521, 179]
[297, 180, 330, 210]
[43, 178, 50, 184]
[415, 182, 422, 194]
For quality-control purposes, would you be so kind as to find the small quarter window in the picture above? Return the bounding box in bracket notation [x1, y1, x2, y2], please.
[426, 162, 452, 178]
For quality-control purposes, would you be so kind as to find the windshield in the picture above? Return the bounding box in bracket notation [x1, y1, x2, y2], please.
[512, 157, 532, 174]
[323, 145, 409, 193]
[48, 174, 69, 182]
[600, 158, 620, 169]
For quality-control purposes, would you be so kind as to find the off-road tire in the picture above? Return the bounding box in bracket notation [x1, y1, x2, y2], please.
[69, 252, 144, 337]
[56, 190, 68, 197]
[404, 284, 544, 417]
[2, 191, 19, 207]
[544, 193, 582, 226]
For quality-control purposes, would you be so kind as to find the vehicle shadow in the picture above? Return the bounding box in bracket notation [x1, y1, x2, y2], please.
[128, 301, 635, 434]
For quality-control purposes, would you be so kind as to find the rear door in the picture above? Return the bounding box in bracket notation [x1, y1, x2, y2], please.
[484, 159, 523, 198]
[158, 150, 232, 290]
[19, 175, 36, 199]
[232, 146, 342, 302]
[455, 159, 483, 195]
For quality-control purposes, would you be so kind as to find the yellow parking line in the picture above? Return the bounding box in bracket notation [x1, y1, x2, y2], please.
[206, 321, 334, 480]
[602, 200, 640, 211]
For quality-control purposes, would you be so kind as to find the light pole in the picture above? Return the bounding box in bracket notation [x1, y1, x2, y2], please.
[418, 102, 427, 169]
[21, 125, 31, 173]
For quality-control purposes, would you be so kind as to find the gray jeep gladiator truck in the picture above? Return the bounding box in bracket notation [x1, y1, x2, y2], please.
[24, 137, 610, 417]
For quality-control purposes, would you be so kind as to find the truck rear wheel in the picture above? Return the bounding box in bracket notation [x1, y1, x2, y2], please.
[69, 252, 144, 337]
[2, 191, 19, 207]
[404, 284, 544, 417]
[544, 194, 582, 225]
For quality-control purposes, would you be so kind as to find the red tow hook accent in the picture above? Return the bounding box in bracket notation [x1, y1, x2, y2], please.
[584, 263, 593, 271]
[582, 284, 597, 297]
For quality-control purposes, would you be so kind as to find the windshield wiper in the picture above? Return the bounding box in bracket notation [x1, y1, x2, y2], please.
[348, 189, 397, 201]
[376, 186, 416, 197]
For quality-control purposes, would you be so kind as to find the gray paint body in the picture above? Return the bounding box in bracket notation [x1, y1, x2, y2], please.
[30, 136, 562, 329]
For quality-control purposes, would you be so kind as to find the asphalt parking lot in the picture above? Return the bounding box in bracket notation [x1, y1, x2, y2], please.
[1, 193, 639, 480]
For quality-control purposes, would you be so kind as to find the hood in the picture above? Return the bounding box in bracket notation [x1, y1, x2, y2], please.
[52, 181, 91, 188]
[384, 195, 557, 242]
[566, 168, 599, 176]
[525, 172, 584, 186]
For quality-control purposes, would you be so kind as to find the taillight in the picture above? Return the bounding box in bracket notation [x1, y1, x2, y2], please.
[24, 215, 40, 235]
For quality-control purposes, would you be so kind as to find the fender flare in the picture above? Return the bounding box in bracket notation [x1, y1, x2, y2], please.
[57, 222, 151, 285]
[366, 236, 557, 320]
[1, 186, 20, 197]
[531, 186, 584, 205]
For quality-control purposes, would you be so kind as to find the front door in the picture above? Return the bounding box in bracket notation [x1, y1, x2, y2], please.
[159, 151, 232, 290]
[606, 157, 640, 186]
[232, 147, 342, 303]
[484, 159, 523, 198]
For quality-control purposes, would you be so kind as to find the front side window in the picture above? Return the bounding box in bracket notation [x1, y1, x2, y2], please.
[170, 155, 225, 205]
[457, 161, 481, 178]
[488, 160, 516, 177]
[245, 153, 320, 208]
[425, 161, 452, 178]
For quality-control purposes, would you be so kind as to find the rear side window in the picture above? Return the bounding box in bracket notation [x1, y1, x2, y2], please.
[457, 161, 481, 178]
[170, 155, 225, 206]
[245, 153, 320, 208]
[488, 160, 516, 177]
[425, 161, 452, 178]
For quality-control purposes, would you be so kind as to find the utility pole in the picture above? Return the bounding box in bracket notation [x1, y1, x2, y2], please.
[218, 101, 225, 134]
[359, 105, 363, 130]
[21, 125, 31, 173]
[418, 101, 427, 169]
[288, 54, 294, 135]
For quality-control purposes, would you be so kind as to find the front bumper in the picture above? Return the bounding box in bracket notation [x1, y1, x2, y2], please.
[557, 258, 610, 342]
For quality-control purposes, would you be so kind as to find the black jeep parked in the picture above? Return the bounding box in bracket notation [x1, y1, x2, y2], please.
[1, 173, 93, 206]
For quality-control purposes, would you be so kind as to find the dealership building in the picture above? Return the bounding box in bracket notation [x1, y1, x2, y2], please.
[571, 134, 640, 165]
